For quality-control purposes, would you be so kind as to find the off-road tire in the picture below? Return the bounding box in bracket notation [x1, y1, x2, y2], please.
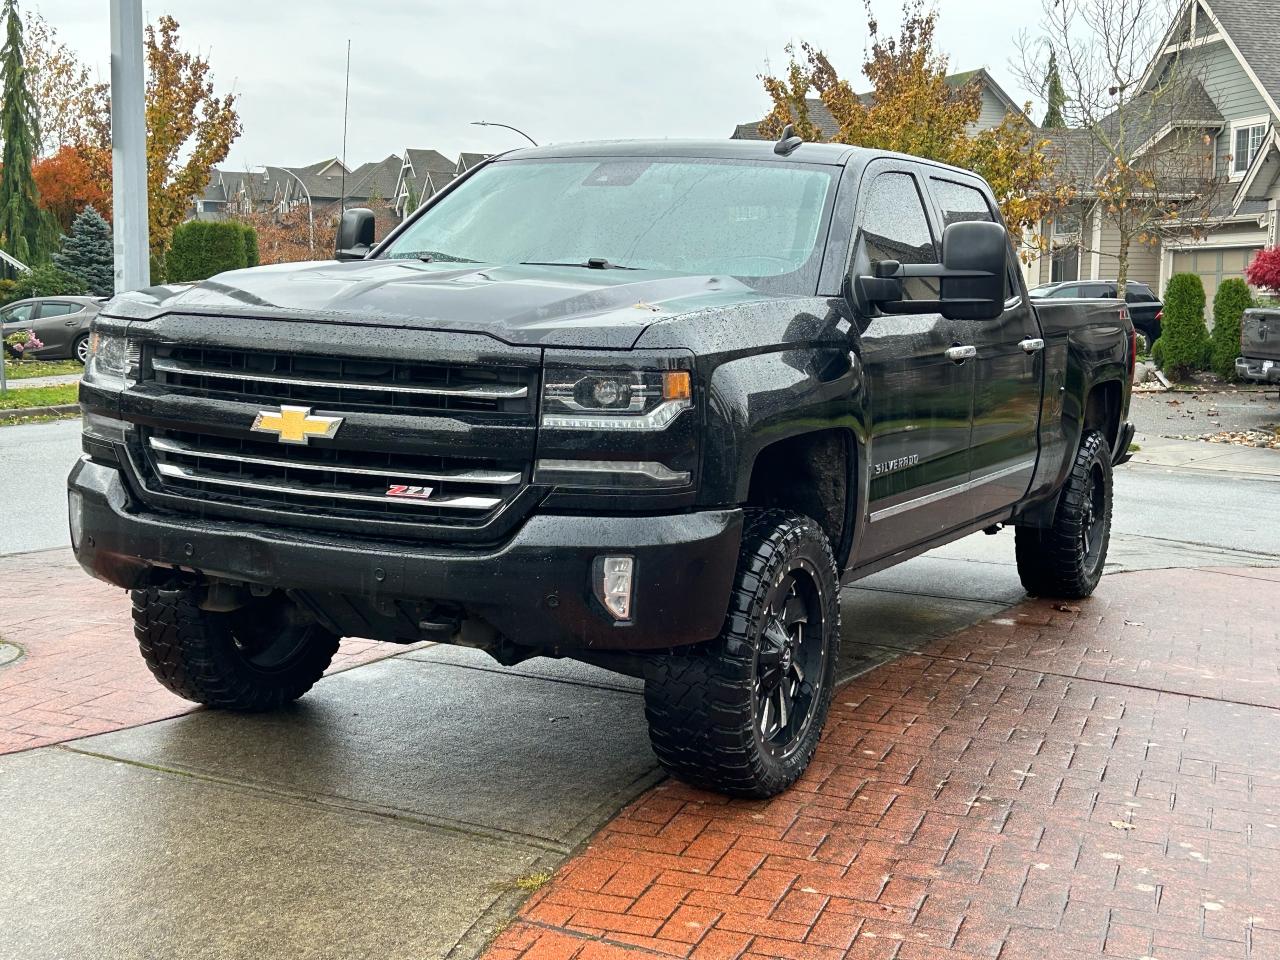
[132, 585, 339, 711]
[1015, 429, 1113, 599]
[644, 509, 841, 798]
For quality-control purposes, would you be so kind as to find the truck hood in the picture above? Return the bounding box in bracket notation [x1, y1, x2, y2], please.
[102, 258, 778, 349]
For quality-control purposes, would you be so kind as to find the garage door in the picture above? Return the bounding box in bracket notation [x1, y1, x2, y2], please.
[1170, 247, 1260, 323]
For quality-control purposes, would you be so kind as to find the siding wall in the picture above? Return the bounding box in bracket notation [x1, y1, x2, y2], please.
[1091, 218, 1162, 287]
[1182, 40, 1275, 167]
[976, 88, 1010, 131]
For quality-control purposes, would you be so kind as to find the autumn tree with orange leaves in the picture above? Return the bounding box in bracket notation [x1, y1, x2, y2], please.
[33, 146, 108, 233]
[760, 1, 1065, 255]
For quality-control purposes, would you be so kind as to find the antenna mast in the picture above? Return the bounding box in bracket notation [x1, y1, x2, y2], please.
[340, 39, 351, 212]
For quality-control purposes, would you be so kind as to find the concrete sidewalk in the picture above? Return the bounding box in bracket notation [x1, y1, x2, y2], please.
[2, 372, 81, 389]
[1129, 434, 1280, 479]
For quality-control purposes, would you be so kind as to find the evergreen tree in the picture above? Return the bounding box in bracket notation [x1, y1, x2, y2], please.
[53, 205, 113, 296]
[0, 0, 44, 269]
[1042, 50, 1067, 129]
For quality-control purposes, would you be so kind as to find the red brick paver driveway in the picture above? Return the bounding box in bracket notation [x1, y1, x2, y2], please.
[488, 567, 1280, 960]
[0, 549, 416, 753]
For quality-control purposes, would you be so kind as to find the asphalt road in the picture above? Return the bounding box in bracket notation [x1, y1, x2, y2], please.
[6, 416, 1279, 560]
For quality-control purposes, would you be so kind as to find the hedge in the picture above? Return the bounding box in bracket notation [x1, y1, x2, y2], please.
[1158, 272, 1209, 381]
[166, 220, 260, 282]
[1210, 278, 1252, 380]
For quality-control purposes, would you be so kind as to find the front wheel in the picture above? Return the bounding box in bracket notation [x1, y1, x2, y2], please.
[132, 586, 339, 711]
[644, 510, 841, 798]
[1015, 429, 1114, 598]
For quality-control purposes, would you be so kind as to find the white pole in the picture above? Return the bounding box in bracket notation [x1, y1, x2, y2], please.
[110, 0, 150, 292]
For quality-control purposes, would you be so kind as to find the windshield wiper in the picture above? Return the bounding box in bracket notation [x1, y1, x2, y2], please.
[415, 251, 479, 264]
[520, 257, 640, 271]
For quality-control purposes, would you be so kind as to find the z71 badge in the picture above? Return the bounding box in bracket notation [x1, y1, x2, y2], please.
[872, 454, 920, 478]
[386, 485, 434, 500]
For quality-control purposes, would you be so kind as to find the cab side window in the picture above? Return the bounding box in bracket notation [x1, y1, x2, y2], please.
[857, 172, 938, 300]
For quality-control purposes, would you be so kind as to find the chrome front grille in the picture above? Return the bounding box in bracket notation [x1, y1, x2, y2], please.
[143, 429, 526, 526]
[151, 343, 534, 416]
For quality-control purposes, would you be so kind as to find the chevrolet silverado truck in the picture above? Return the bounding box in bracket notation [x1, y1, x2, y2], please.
[70, 137, 1135, 798]
[1237, 306, 1280, 384]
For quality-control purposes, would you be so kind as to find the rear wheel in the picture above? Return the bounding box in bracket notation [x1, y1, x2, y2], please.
[74, 334, 91, 364]
[644, 510, 840, 798]
[1015, 429, 1113, 598]
[132, 585, 339, 711]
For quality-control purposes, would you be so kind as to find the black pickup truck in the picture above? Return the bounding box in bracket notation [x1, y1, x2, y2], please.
[71, 138, 1135, 797]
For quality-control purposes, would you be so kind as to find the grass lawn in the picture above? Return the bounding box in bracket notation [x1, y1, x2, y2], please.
[2, 358, 83, 380]
[0, 383, 79, 410]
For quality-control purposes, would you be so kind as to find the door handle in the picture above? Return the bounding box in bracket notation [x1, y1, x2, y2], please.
[945, 345, 977, 362]
[1019, 338, 1045, 354]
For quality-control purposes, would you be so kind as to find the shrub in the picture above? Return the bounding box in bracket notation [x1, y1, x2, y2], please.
[1158, 273, 1209, 380]
[1150, 336, 1164, 369]
[4, 329, 44, 360]
[1210, 278, 1252, 379]
[166, 220, 260, 282]
[1, 264, 87, 305]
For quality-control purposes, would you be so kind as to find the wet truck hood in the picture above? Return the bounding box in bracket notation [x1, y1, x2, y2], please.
[101, 259, 775, 349]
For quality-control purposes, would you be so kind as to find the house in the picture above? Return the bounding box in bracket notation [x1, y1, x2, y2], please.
[1029, 0, 1280, 313]
[392, 149, 493, 219]
[730, 67, 1030, 141]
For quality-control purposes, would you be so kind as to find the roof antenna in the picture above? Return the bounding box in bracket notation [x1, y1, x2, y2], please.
[774, 123, 804, 156]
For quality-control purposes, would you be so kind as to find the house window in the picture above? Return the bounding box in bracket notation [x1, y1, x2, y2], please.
[1051, 245, 1079, 282]
[1231, 118, 1268, 176]
[1052, 208, 1081, 237]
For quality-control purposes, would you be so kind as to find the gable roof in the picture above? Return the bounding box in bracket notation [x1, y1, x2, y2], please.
[731, 67, 1029, 140]
[1142, 1, 1280, 119]
[1203, 0, 1280, 114]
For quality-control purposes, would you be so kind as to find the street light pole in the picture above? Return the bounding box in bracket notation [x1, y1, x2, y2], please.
[109, 0, 150, 292]
[470, 121, 538, 146]
[271, 167, 315, 256]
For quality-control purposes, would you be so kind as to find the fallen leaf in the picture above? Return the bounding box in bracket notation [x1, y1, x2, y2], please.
[1110, 820, 1137, 831]
[1054, 603, 1081, 613]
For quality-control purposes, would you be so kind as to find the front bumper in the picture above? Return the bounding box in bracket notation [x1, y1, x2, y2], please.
[68, 457, 743, 652]
[1236, 357, 1280, 383]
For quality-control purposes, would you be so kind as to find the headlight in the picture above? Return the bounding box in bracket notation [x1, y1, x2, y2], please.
[84, 331, 139, 389]
[541, 368, 691, 430]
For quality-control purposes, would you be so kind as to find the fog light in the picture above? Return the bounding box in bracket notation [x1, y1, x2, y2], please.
[594, 556, 634, 621]
[68, 490, 84, 552]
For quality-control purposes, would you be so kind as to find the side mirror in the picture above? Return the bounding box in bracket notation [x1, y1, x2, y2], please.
[854, 219, 1008, 321]
[335, 208, 376, 261]
[938, 220, 1007, 321]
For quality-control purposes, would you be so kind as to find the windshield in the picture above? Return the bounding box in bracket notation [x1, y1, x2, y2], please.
[382, 157, 837, 295]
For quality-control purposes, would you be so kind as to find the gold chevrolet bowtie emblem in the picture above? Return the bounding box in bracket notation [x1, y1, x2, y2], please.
[250, 405, 343, 445]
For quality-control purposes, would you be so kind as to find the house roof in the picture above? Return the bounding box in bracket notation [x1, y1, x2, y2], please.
[457, 152, 490, 171]
[405, 148, 456, 175]
[731, 67, 1028, 140]
[1038, 77, 1223, 187]
[1200, 0, 1280, 115]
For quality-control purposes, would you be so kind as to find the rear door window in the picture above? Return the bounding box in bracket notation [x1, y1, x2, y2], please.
[36, 302, 79, 319]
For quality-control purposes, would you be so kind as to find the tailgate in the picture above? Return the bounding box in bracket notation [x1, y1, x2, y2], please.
[1242, 308, 1280, 362]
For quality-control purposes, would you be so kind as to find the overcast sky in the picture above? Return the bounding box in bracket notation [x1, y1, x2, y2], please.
[47, 0, 1049, 172]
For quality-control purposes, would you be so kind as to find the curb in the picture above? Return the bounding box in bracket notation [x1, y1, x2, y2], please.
[0, 403, 80, 421]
